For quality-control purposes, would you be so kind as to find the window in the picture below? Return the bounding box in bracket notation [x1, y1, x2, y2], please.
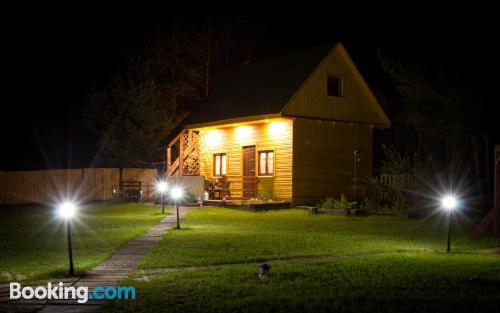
[213, 153, 227, 176]
[327, 75, 342, 97]
[258, 151, 274, 176]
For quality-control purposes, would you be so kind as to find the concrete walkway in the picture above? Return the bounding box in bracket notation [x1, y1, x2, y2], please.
[0, 207, 189, 313]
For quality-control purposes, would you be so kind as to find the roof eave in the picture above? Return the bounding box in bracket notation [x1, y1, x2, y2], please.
[184, 113, 283, 130]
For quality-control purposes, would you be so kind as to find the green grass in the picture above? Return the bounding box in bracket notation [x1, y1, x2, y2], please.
[139, 207, 496, 268]
[105, 252, 500, 313]
[0, 201, 167, 283]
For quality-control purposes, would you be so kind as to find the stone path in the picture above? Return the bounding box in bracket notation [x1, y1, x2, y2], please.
[0, 207, 189, 313]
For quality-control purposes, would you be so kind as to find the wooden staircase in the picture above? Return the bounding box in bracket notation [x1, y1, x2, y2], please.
[166, 129, 200, 176]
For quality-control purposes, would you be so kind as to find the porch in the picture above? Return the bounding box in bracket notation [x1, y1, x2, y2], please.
[166, 129, 258, 200]
[202, 199, 291, 211]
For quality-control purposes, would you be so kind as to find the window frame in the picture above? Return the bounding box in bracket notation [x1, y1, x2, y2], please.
[327, 75, 343, 98]
[258, 150, 275, 177]
[213, 153, 227, 176]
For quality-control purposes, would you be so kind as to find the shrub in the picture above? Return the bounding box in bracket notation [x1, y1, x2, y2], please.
[257, 190, 277, 202]
[318, 194, 354, 210]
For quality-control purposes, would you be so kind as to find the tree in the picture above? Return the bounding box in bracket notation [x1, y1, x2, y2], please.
[84, 24, 225, 167]
[84, 78, 180, 167]
[378, 52, 490, 204]
[84, 19, 264, 167]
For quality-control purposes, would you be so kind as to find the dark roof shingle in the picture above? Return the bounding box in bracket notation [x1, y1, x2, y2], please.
[181, 45, 333, 126]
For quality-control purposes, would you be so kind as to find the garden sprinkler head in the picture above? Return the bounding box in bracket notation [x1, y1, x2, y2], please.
[258, 263, 271, 278]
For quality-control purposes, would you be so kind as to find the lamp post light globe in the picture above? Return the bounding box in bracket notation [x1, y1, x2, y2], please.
[441, 196, 457, 211]
[58, 201, 77, 276]
[441, 195, 458, 253]
[58, 202, 76, 219]
[157, 181, 168, 193]
[157, 181, 168, 214]
[171, 187, 183, 200]
[171, 187, 183, 229]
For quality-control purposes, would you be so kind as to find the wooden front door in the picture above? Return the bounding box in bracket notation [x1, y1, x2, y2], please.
[242, 146, 256, 199]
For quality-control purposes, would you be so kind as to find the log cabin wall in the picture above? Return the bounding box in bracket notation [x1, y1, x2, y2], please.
[196, 118, 293, 200]
[292, 118, 373, 204]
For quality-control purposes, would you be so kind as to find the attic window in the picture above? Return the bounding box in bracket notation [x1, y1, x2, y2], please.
[327, 76, 343, 97]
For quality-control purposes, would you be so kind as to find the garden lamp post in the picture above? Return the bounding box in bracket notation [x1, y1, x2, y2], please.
[441, 195, 457, 253]
[157, 181, 168, 214]
[58, 201, 76, 275]
[171, 187, 183, 229]
[353, 150, 360, 201]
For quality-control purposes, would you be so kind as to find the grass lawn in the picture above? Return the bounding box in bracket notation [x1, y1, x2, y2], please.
[139, 207, 496, 268]
[102, 207, 500, 313]
[105, 253, 500, 313]
[0, 201, 167, 283]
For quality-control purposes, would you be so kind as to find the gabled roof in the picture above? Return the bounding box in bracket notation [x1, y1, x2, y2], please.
[180, 42, 391, 129]
[181, 45, 333, 127]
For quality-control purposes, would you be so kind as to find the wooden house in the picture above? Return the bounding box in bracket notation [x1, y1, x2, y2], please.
[165, 43, 390, 204]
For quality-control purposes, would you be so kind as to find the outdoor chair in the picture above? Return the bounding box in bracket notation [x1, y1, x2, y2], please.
[206, 176, 231, 200]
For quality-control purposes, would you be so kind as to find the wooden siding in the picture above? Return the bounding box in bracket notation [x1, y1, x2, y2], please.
[292, 118, 373, 204]
[283, 44, 390, 127]
[197, 118, 293, 200]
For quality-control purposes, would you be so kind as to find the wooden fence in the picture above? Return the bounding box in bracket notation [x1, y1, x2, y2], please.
[373, 174, 416, 203]
[0, 168, 158, 205]
[377, 174, 415, 190]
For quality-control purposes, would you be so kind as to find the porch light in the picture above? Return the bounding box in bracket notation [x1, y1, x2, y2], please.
[57, 201, 77, 275]
[236, 125, 252, 141]
[441, 195, 458, 253]
[206, 129, 222, 148]
[268, 121, 286, 137]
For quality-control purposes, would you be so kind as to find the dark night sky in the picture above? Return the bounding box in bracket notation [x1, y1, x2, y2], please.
[1, 8, 498, 171]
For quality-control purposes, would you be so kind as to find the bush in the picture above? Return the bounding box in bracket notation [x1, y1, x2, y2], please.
[182, 192, 197, 204]
[257, 190, 277, 202]
[362, 177, 413, 214]
[317, 194, 355, 210]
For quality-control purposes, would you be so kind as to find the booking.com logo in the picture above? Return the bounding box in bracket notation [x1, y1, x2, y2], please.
[10, 282, 135, 304]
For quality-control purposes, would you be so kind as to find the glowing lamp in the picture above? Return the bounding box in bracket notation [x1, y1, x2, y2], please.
[58, 202, 76, 219]
[441, 194, 458, 253]
[57, 201, 77, 275]
[171, 187, 183, 199]
[156, 181, 168, 214]
[171, 187, 184, 229]
[206, 129, 222, 148]
[441, 196, 457, 210]
[235, 125, 252, 141]
[157, 181, 168, 193]
[268, 121, 286, 137]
